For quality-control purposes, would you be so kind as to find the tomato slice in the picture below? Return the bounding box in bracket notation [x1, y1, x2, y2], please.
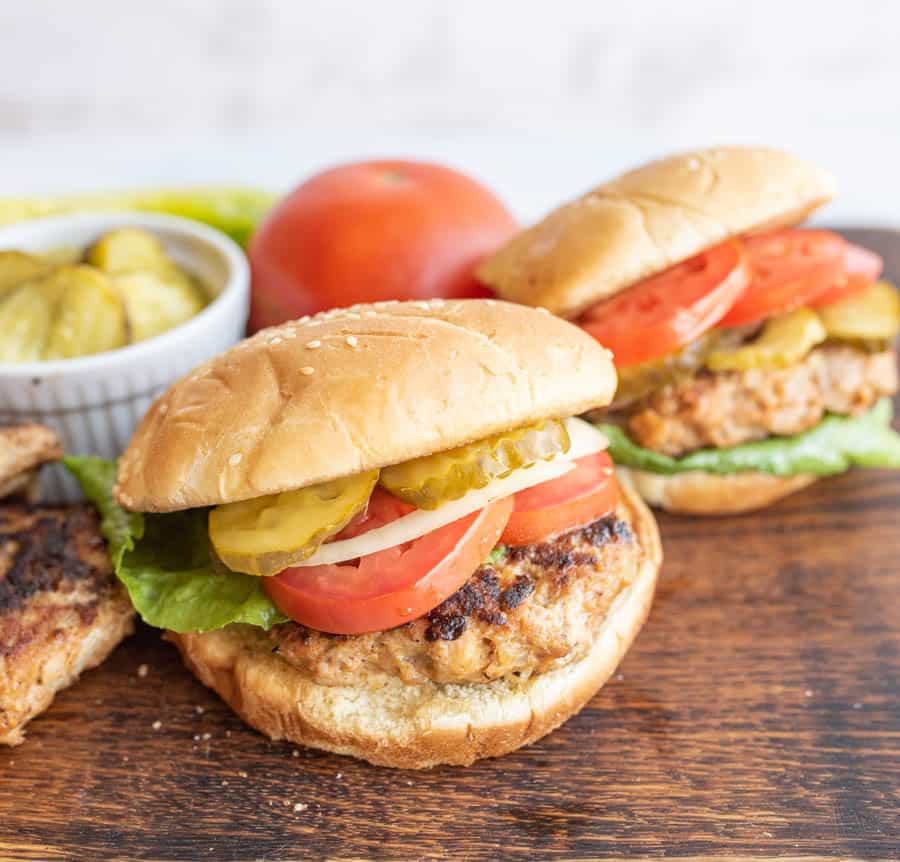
[500, 452, 619, 546]
[580, 241, 749, 367]
[809, 242, 883, 308]
[263, 489, 512, 635]
[717, 229, 848, 327]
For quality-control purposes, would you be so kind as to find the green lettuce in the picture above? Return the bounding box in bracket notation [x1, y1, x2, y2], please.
[599, 398, 900, 477]
[63, 456, 288, 633]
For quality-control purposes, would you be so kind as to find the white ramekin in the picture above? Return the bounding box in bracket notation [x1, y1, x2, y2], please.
[0, 211, 250, 501]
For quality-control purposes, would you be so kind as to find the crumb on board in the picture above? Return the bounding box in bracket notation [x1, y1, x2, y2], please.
[151, 720, 162, 731]
[195, 705, 205, 715]
[294, 803, 308, 813]
[137, 664, 149, 678]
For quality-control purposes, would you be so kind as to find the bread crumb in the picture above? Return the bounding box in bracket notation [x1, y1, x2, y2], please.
[852, 702, 863, 709]
[292, 750, 299, 758]
[137, 664, 149, 678]
[202, 732, 212, 741]
[335, 772, 343, 780]
[228, 453, 242, 466]
[222, 780, 228, 786]
[346, 335, 359, 348]
[195, 705, 205, 715]
[238, 771, 248, 778]
[294, 803, 308, 813]
[151, 720, 162, 730]
[225, 730, 232, 738]
[805, 689, 814, 697]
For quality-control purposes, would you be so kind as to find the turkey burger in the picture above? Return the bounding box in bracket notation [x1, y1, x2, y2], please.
[477, 147, 900, 514]
[68, 299, 661, 767]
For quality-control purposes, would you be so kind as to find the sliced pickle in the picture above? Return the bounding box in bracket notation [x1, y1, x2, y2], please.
[818, 281, 900, 342]
[705, 309, 827, 372]
[42, 265, 128, 360]
[114, 271, 207, 342]
[0, 251, 51, 299]
[380, 420, 570, 510]
[86, 227, 170, 274]
[209, 470, 379, 577]
[0, 283, 54, 363]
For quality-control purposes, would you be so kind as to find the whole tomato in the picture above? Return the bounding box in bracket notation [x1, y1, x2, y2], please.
[247, 160, 517, 330]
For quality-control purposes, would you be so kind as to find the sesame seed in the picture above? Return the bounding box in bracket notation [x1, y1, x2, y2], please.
[228, 453, 242, 466]
[300, 366, 315, 375]
[152, 720, 162, 730]
[346, 335, 358, 348]
[137, 664, 149, 678]
[306, 340, 321, 349]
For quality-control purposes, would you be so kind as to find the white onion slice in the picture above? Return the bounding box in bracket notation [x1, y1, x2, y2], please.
[293, 417, 608, 567]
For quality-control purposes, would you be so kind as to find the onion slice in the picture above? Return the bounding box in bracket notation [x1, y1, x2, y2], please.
[293, 417, 608, 567]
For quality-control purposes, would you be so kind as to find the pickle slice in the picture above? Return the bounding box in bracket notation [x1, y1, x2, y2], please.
[209, 470, 379, 577]
[706, 309, 827, 372]
[87, 227, 170, 274]
[114, 271, 207, 342]
[380, 420, 570, 509]
[42, 265, 128, 360]
[0, 283, 54, 363]
[0, 251, 51, 299]
[818, 281, 900, 342]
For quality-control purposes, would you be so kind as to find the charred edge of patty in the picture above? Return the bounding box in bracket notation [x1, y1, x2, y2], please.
[423, 515, 633, 642]
[0, 504, 112, 622]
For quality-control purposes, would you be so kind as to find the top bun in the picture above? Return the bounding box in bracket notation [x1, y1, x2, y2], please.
[476, 146, 836, 318]
[115, 299, 617, 512]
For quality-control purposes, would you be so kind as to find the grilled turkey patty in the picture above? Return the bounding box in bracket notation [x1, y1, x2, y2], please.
[267, 503, 639, 688]
[0, 504, 134, 745]
[621, 345, 898, 457]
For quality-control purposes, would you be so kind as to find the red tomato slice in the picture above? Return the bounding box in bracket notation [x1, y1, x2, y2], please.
[718, 229, 848, 327]
[580, 241, 749, 367]
[810, 242, 883, 308]
[501, 452, 619, 546]
[263, 489, 512, 635]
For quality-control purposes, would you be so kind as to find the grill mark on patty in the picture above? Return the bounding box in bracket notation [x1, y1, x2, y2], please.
[424, 514, 632, 642]
[0, 506, 110, 619]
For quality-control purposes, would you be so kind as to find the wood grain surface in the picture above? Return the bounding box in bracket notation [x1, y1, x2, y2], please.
[1, 229, 898, 861]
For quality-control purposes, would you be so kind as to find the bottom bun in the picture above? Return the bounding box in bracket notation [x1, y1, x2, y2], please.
[619, 466, 817, 515]
[167, 475, 661, 769]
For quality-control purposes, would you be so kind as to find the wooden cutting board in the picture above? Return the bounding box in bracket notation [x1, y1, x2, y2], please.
[2, 229, 899, 862]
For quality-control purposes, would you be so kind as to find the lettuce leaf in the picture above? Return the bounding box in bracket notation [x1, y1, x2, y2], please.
[599, 398, 900, 477]
[64, 456, 288, 633]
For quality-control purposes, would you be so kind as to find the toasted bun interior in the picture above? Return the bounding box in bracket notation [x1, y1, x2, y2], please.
[166, 474, 661, 769]
[476, 146, 836, 318]
[619, 466, 817, 516]
[115, 299, 617, 512]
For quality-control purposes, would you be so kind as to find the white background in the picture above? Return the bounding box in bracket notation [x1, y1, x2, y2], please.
[2, 0, 899, 224]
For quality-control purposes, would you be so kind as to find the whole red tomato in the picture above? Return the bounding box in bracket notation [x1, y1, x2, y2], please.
[247, 160, 517, 330]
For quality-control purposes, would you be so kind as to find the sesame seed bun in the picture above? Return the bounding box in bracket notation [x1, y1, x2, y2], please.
[115, 299, 617, 512]
[165, 472, 661, 769]
[476, 146, 836, 318]
[617, 466, 818, 516]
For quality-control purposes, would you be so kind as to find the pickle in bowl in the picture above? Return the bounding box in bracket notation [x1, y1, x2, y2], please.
[0, 226, 209, 364]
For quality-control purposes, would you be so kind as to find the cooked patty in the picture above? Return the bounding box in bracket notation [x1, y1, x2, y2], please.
[0, 504, 134, 745]
[621, 345, 898, 457]
[268, 503, 640, 688]
[0, 424, 62, 500]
